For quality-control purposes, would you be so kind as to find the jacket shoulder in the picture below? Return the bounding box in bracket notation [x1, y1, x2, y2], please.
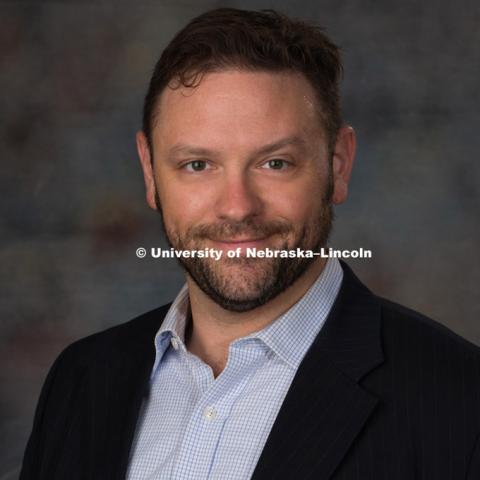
[19, 304, 171, 478]
[57, 303, 171, 367]
[375, 296, 480, 398]
[378, 296, 480, 357]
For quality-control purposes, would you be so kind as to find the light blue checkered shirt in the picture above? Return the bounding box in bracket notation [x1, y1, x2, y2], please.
[126, 258, 343, 480]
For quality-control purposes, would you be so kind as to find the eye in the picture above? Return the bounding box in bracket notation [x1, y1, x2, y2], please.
[182, 160, 210, 172]
[260, 158, 291, 170]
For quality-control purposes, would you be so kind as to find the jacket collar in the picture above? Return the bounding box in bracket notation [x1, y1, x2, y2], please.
[313, 261, 384, 382]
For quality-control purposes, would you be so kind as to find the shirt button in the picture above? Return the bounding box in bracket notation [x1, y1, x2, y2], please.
[203, 406, 217, 421]
[170, 337, 179, 350]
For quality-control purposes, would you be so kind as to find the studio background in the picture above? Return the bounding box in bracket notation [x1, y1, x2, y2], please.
[1, 0, 479, 478]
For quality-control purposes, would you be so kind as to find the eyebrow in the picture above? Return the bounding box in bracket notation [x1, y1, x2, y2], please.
[167, 135, 308, 158]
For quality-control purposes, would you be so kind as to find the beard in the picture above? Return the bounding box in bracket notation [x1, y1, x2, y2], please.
[155, 188, 333, 313]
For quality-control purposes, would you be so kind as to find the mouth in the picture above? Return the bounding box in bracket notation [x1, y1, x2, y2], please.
[209, 237, 270, 251]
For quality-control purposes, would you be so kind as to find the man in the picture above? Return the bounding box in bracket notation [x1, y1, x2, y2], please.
[20, 8, 480, 480]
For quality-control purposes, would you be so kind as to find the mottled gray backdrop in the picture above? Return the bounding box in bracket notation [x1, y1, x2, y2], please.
[1, 0, 479, 478]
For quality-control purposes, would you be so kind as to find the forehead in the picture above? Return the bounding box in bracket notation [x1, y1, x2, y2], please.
[152, 70, 324, 148]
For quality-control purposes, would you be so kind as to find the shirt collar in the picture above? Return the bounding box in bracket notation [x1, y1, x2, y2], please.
[151, 284, 190, 376]
[151, 257, 343, 376]
[248, 257, 343, 369]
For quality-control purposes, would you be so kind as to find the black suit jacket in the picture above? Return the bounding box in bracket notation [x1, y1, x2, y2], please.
[20, 263, 480, 479]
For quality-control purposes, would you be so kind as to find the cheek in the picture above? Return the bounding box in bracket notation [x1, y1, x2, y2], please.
[157, 178, 217, 230]
[262, 178, 326, 225]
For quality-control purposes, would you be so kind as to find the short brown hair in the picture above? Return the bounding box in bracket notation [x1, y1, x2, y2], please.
[142, 8, 343, 154]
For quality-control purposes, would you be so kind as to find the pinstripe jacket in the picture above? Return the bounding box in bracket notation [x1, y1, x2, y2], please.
[20, 262, 480, 479]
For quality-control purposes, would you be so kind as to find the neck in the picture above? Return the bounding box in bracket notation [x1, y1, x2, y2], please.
[185, 257, 327, 377]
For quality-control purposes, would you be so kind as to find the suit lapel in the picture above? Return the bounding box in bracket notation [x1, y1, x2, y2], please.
[104, 351, 153, 479]
[252, 262, 384, 480]
[99, 306, 170, 480]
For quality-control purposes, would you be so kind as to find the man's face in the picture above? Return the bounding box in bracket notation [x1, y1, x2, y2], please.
[138, 70, 353, 312]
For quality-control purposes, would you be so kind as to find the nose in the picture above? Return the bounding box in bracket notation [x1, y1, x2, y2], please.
[214, 171, 263, 222]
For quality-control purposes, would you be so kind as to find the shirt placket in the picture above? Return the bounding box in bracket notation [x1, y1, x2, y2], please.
[171, 341, 267, 480]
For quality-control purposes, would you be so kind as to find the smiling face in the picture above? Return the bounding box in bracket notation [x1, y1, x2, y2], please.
[137, 70, 355, 312]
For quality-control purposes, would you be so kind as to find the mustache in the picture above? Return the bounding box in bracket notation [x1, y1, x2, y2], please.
[185, 218, 292, 241]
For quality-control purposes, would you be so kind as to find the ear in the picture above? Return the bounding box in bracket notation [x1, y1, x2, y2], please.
[331, 125, 356, 205]
[136, 131, 158, 211]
